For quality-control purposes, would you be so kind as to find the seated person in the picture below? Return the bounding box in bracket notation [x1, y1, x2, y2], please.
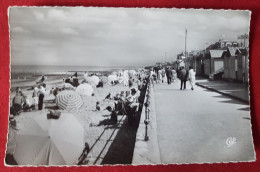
[125, 88, 140, 126]
[96, 81, 103, 88]
[96, 101, 100, 111]
[106, 106, 118, 124]
[127, 88, 140, 107]
[12, 92, 24, 115]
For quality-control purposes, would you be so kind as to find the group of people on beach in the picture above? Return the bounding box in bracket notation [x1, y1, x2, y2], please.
[104, 70, 149, 126]
[11, 83, 46, 116]
[150, 64, 196, 90]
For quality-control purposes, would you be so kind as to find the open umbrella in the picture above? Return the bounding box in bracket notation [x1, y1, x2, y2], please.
[117, 70, 123, 76]
[83, 73, 89, 79]
[63, 83, 75, 90]
[101, 76, 108, 84]
[13, 113, 85, 165]
[56, 91, 83, 110]
[108, 75, 118, 85]
[112, 71, 117, 75]
[83, 76, 91, 84]
[75, 83, 93, 96]
[90, 76, 99, 86]
[118, 76, 124, 83]
[128, 70, 136, 77]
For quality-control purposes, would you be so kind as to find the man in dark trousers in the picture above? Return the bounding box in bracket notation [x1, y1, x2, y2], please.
[153, 66, 159, 83]
[166, 67, 173, 84]
[179, 67, 187, 90]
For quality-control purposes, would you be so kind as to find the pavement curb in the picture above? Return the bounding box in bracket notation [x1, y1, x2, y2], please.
[132, 84, 161, 165]
[196, 83, 249, 104]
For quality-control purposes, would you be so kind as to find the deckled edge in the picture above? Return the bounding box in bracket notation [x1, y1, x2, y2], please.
[4, 6, 255, 167]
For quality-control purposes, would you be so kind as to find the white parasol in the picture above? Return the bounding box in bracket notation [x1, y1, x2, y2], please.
[13, 113, 85, 165]
[75, 83, 94, 96]
[90, 76, 99, 86]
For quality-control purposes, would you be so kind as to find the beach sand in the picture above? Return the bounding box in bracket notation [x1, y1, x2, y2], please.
[7, 75, 144, 165]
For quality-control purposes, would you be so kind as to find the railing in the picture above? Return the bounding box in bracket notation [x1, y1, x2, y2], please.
[143, 77, 151, 141]
[132, 76, 161, 164]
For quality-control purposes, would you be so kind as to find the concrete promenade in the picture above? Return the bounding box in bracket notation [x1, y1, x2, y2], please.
[133, 79, 255, 164]
[196, 78, 249, 104]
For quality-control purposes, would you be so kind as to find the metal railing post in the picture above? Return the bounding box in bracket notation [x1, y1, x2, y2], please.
[144, 78, 151, 141]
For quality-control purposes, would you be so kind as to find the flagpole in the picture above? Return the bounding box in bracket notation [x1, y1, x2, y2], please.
[185, 29, 187, 57]
[185, 28, 187, 68]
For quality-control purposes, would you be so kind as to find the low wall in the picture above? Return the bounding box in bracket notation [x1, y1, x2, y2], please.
[132, 81, 161, 165]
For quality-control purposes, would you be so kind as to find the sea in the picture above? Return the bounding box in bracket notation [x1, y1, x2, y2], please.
[10, 65, 142, 92]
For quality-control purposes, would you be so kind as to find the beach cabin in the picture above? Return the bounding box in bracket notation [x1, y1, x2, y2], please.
[203, 50, 225, 77]
[194, 52, 204, 75]
[236, 48, 249, 82]
[223, 47, 238, 80]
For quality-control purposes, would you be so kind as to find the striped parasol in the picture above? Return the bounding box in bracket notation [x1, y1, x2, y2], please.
[56, 91, 83, 111]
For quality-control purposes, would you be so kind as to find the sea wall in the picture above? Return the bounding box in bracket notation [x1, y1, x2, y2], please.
[132, 80, 161, 165]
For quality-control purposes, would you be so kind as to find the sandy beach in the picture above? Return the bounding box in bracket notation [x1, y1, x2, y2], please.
[7, 71, 147, 165]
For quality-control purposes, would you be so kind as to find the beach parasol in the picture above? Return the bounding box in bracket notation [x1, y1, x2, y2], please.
[6, 128, 17, 155]
[83, 75, 91, 84]
[56, 90, 83, 110]
[112, 71, 117, 75]
[75, 83, 93, 96]
[117, 70, 123, 76]
[123, 70, 129, 78]
[83, 73, 89, 79]
[90, 76, 99, 86]
[108, 75, 118, 85]
[101, 76, 108, 84]
[13, 113, 85, 165]
[118, 76, 124, 83]
[128, 70, 136, 77]
[64, 83, 75, 90]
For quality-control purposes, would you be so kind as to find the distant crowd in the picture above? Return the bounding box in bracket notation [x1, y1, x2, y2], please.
[149, 64, 196, 90]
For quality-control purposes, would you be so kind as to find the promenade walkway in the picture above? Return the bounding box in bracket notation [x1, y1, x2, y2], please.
[196, 78, 249, 104]
[133, 79, 255, 164]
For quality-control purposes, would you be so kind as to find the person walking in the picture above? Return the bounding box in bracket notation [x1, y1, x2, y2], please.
[179, 67, 187, 90]
[166, 67, 173, 84]
[158, 69, 162, 83]
[188, 66, 196, 90]
[153, 66, 159, 83]
[38, 84, 46, 110]
[161, 68, 166, 83]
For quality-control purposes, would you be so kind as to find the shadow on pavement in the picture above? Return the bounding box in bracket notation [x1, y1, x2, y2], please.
[101, 114, 141, 165]
[219, 99, 248, 105]
[238, 107, 250, 111]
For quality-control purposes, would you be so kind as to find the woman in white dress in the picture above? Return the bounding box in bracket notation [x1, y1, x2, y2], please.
[158, 69, 162, 83]
[188, 66, 196, 90]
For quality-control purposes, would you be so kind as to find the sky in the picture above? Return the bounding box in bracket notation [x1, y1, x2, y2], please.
[9, 7, 251, 67]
